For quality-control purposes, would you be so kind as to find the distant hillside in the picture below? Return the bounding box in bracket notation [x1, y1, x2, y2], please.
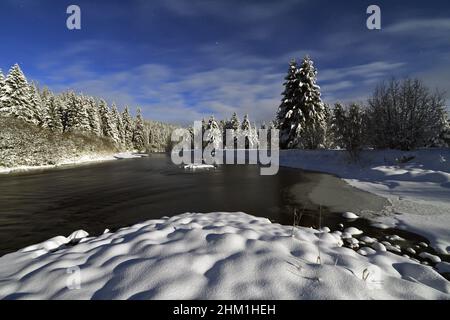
[0, 116, 118, 168]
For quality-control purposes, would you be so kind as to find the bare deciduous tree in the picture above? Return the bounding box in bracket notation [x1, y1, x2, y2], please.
[367, 78, 447, 150]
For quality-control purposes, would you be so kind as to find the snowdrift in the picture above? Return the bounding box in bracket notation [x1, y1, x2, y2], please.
[0, 212, 448, 300]
[280, 149, 450, 255]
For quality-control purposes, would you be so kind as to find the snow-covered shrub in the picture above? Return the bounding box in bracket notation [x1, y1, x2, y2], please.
[332, 103, 366, 158]
[366, 78, 447, 150]
[429, 114, 450, 148]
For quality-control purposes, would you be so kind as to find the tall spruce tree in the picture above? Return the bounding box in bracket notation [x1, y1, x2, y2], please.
[47, 95, 64, 132]
[1, 64, 36, 124]
[230, 112, 240, 131]
[111, 103, 125, 145]
[132, 107, 146, 151]
[121, 106, 134, 149]
[205, 115, 222, 149]
[297, 56, 326, 149]
[98, 99, 118, 143]
[41, 88, 63, 132]
[276, 59, 304, 149]
[86, 97, 102, 136]
[28, 82, 45, 125]
[64, 92, 90, 132]
[240, 114, 258, 148]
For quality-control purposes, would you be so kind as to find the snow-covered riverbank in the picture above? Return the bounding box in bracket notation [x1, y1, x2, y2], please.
[0, 212, 448, 299]
[0, 152, 143, 175]
[280, 149, 450, 256]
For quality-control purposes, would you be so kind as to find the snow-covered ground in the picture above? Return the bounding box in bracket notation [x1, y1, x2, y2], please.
[0, 212, 448, 300]
[280, 149, 450, 255]
[0, 152, 142, 175]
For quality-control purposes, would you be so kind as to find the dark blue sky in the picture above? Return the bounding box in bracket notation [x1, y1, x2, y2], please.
[1, 0, 449, 124]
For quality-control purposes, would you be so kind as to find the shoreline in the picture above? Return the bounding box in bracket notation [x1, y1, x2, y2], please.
[279, 148, 450, 256]
[0, 152, 144, 175]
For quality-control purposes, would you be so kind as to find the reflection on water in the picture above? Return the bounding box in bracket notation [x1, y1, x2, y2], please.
[0, 154, 447, 273]
[0, 154, 302, 256]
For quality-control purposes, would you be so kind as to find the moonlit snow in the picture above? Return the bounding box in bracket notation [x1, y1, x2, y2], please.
[0, 152, 137, 174]
[184, 164, 215, 170]
[280, 149, 450, 255]
[0, 212, 448, 300]
[342, 212, 359, 219]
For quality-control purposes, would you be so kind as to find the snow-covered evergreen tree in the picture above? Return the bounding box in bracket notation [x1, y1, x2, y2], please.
[28, 82, 45, 125]
[85, 97, 102, 136]
[322, 103, 335, 148]
[41, 88, 63, 132]
[110, 103, 125, 145]
[64, 92, 90, 132]
[240, 114, 258, 149]
[132, 107, 146, 151]
[297, 56, 326, 149]
[205, 115, 222, 149]
[1, 64, 36, 124]
[98, 99, 119, 143]
[276, 59, 303, 149]
[241, 114, 251, 131]
[121, 106, 134, 150]
[276, 57, 326, 149]
[0, 69, 5, 113]
[230, 112, 240, 131]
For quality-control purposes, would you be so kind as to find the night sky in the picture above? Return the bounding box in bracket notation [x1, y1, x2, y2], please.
[1, 0, 449, 124]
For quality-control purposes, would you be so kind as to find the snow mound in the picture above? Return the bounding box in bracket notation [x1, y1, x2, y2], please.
[344, 227, 363, 236]
[280, 149, 450, 256]
[184, 164, 215, 170]
[113, 153, 143, 159]
[342, 212, 359, 219]
[0, 212, 448, 300]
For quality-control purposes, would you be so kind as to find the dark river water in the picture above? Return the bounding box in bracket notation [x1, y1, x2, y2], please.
[0, 154, 447, 276]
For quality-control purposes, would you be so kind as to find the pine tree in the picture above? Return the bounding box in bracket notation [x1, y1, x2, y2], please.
[41, 88, 63, 132]
[240, 114, 258, 148]
[323, 103, 335, 148]
[98, 99, 119, 143]
[276, 59, 304, 149]
[64, 92, 90, 132]
[111, 103, 125, 145]
[86, 97, 102, 136]
[121, 106, 134, 149]
[230, 112, 240, 131]
[205, 115, 222, 149]
[28, 82, 45, 125]
[0, 69, 5, 114]
[1, 64, 36, 124]
[132, 108, 146, 151]
[297, 56, 326, 149]
[241, 114, 251, 131]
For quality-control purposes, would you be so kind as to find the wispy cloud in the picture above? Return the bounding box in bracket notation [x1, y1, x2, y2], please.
[386, 18, 450, 34]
